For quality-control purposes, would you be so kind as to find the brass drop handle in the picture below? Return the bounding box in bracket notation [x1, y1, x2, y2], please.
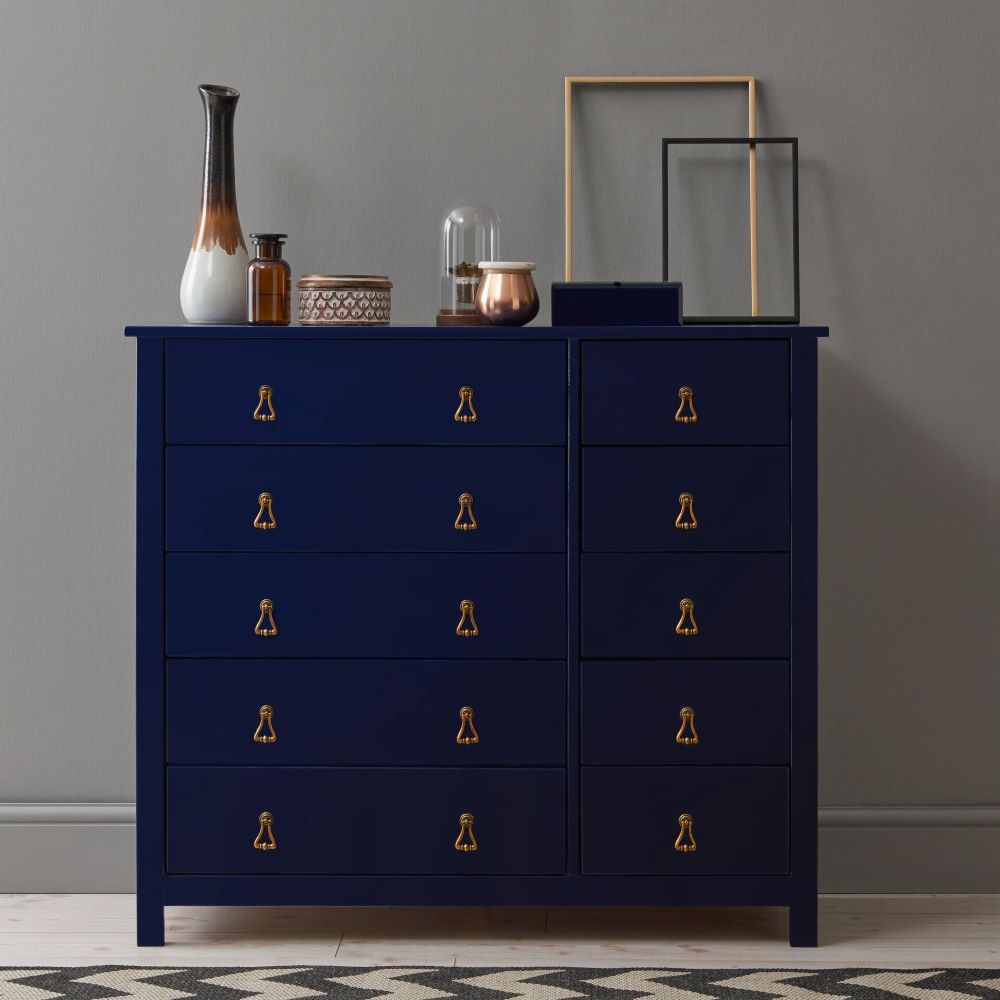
[253, 492, 277, 530]
[675, 706, 699, 745]
[675, 492, 697, 530]
[253, 811, 277, 851]
[456, 706, 480, 745]
[253, 704, 277, 743]
[675, 597, 698, 636]
[454, 812, 478, 852]
[254, 598, 278, 637]
[454, 492, 478, 531]
[454, 385, 477, 423]
[253, 384, 276, 422]
[456, 599, 479, 637]
[674, 813, 697, 852]
[674, 386, 697, 424]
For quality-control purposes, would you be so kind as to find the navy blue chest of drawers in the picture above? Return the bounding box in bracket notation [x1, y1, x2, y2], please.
[128, 318, 826, 947]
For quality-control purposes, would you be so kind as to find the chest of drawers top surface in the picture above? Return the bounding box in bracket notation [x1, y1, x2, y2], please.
[127, 324, 828, 339]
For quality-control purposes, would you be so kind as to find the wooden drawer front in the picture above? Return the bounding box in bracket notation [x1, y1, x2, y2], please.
[582, 766, 788, 874]
[167, 446, 564, 553]
[582, 661, 788, 765]
[583, 448, 788, 552]
[167, 553, 565, 658]
[166, 340, 566, 444]
[581, 553, 788, 658]
[168, 766, 566, 874]
[582, 341, 788, 445]
[167, 659, 565, 766]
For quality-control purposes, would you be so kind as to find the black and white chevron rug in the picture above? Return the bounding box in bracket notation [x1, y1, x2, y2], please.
[0, 968, 997, 1000]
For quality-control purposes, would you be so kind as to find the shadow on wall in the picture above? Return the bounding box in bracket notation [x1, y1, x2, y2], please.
[804, 156, 865, 333]
[807, 131, 998, 807]
[817, 347, 998, 806]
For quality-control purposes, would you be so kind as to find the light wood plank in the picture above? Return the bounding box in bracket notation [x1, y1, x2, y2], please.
[337, 907, 546, 937]
[822, 893, 1000, 914]
[1, 894, 1000, 968]
[0, 934, 348, 967]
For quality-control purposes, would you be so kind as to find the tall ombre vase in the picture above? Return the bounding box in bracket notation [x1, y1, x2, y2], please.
[180, 85, 248, 323]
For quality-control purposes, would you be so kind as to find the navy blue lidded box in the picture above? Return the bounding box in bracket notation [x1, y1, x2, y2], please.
[551, 281, 682, 326]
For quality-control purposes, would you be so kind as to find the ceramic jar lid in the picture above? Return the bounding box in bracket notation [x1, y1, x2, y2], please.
[298, 274, 393, 289]
[478, 261, 536, 272]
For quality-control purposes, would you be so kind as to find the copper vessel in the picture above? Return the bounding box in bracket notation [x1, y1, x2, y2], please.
[474, 262, 539, 326]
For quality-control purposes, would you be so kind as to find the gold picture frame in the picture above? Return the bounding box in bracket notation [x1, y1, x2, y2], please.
[564, 75, 760, 314]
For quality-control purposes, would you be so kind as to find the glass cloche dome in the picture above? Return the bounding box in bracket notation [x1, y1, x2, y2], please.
[437, 204, 500, 326]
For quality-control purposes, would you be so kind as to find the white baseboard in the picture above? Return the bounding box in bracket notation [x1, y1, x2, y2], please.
[0, 803, 136, 825]
[0, 803, 136, 892]
[819, 805, 1000, 892]
[819, 805, 1000, 828]
[1, 803, 998, 894]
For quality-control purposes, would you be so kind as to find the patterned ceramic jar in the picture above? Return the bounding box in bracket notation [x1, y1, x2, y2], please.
[298, 275, 392, 325]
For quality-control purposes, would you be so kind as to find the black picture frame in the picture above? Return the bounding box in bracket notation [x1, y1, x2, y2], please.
[662, 137, 799, 324]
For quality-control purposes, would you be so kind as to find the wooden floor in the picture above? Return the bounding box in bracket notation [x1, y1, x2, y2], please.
[1, 894, 999, 968]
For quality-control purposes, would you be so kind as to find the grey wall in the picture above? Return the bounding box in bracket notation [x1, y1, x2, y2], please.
[1, 0, 998, 891]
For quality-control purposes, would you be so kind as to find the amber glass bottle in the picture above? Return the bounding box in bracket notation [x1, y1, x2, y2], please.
[247, 233, 291, 325]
